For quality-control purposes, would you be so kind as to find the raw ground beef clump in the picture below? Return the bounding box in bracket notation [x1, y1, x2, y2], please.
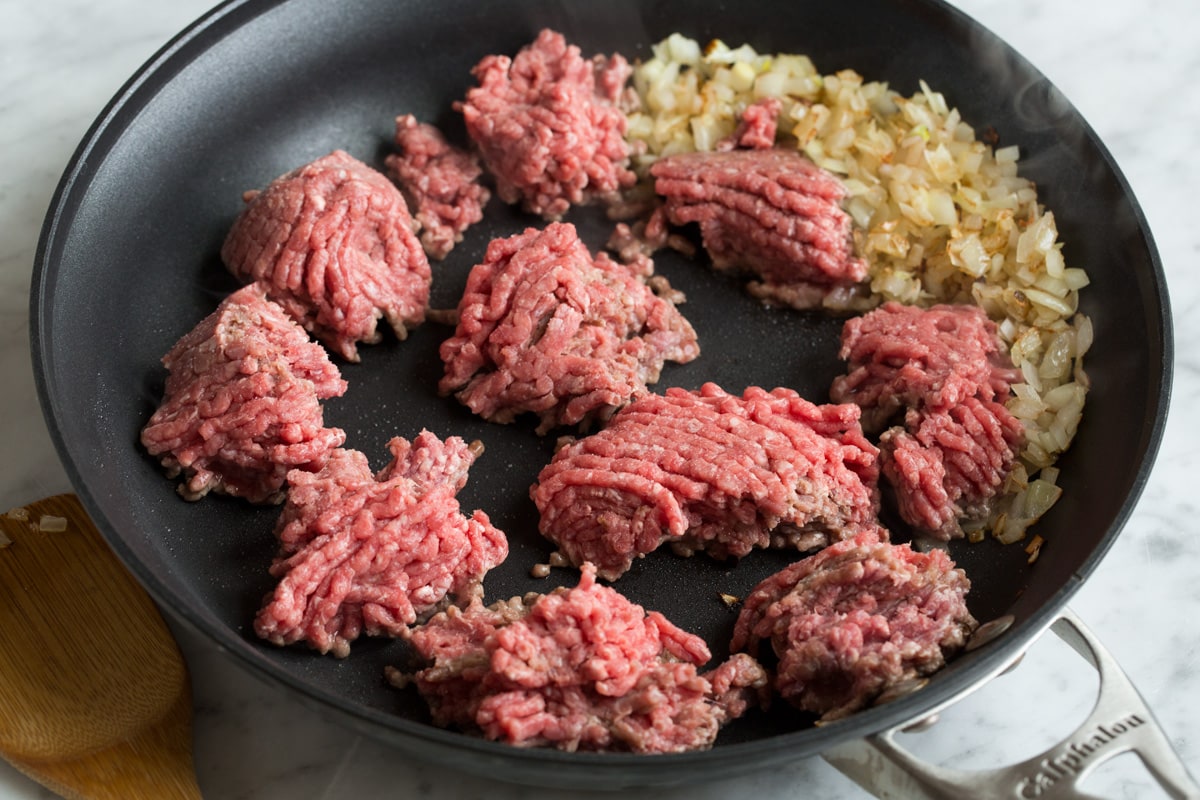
[531, 383, 880, 580]
[882, 398, 1025, 539]
[385, 114, 490, 261]
[140, 284, 347, 504]
[731, 530, 977, 721]
[221, 150, 431, 361]
[716, 97, 783, 152]
[830, 301, 1021, 433]
[254, 431, 508, 657]
[438, 222, 699, 434]
[456, 29, 636, 219]
[831, 302, 1026, 539]
[649, 148, 867, 309]
[394, 562, 768, 753]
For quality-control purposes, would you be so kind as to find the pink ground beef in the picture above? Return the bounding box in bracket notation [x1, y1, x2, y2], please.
[881, 398, 1025, 539]
[396, 562, 767, 753]
[731, 530, 976, 721]
[221, 150, 431, 362]
[385, 114, 490, 261]
[649, 148, 867, 308]
[716, 97, 783, 151]
[254, 432, 507, 657]
[140, 284, 347, 504]
[830, 301, 1022, 432]
[438, 222, 699, 434]
[531, 383, 880, 580]
[456, 29, 636, 219]
[831, 302, 1026, 538]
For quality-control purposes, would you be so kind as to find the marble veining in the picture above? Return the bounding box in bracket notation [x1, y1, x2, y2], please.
[1, 1, 1197, 797]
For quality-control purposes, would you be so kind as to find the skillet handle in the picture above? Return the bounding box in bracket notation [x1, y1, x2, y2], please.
[822, 608, 1200, 799]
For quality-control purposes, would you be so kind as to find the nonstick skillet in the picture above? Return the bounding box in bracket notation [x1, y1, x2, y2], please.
[29, 0, 1193, 795]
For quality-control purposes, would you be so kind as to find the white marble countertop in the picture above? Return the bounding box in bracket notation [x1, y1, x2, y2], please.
[2, 1, 1197, 798]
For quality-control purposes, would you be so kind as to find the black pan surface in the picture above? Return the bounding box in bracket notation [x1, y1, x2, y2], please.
[31, 0, 1170, 789]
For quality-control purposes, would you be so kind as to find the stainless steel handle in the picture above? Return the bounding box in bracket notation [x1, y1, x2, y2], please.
[823, 608, 1200, 799]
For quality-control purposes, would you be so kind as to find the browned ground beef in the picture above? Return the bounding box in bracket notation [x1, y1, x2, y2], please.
[456, 29, 635, 219]
[254, 431, 507, 657]
[438, 221, 699, 434]
[221, 150, 431, 361]
[881, 398, 1025, 539]
[385, 114, 490, 261]
[140, 284, 347, 504]
[649, 148, 867, 308]
[531, 383, 880, 580]
[830, 301, 1021, 432]
[731, 530, 976, 721]
[396, 562, 767, 752]
[831, 302, 1025, 538]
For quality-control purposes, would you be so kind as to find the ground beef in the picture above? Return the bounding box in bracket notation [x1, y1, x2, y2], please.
[881, 398, 1025, 539]
[221, 150, 431, 362]
[649, 148, 867, 308]
[731, 530, 976, 721]
[456, 29, 636, 219]
[717, 97, 783, 151]
[830, 301, 1021, 432]
[140, 284, 347, 504]
[254, 432, 507, 657]
[438, 222, 699, 434]
[531, 383, 880, 580]
[830, 302, 1026, 537]
[385, 114, 490, 261]
[396, 562, 768, 753]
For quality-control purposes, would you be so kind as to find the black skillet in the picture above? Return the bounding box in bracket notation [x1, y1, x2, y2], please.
[30, 0, 1182, 793]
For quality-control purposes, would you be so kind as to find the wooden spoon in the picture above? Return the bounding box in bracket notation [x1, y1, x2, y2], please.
[0, 494, 201, 799]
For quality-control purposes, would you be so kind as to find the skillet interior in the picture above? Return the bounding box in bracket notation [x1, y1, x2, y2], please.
[31, 0, 1170, 789]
